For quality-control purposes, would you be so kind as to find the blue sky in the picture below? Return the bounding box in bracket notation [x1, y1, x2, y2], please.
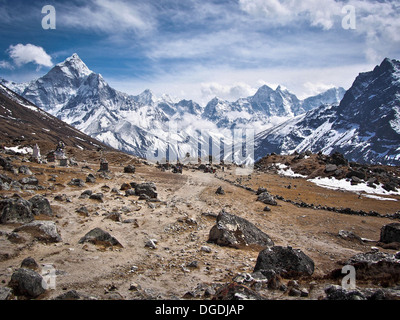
[0, 0, 399, 105]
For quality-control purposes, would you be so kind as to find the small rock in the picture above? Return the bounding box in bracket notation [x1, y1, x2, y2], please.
[124, 165, 136, 174]
[201, 246, 212, 253]
[67, 178, 85, 187]
[89, 193, 104, 202]
[78, 228, 122, 248]
[257, 192, 277, 206]
[215, 186, 225, 195]
[86, 174, 96, 183]
[145, 239, 157, 249]
[21, 257, 40, 271]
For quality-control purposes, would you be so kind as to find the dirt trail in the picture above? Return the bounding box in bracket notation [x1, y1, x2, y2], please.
[0, 154, 399, 300]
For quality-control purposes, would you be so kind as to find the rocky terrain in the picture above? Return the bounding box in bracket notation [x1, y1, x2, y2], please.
[0, 144, 399, 300]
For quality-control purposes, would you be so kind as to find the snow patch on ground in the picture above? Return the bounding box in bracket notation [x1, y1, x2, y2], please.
[308, 176, 399, 199]
[275, 163, 308, 178]
[4, 146, 33, 155]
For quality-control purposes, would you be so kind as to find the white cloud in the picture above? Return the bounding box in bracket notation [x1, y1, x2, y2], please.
[200, 82, 257, 102]
[301, 82, 337, 99]
[7, 44, 53, 67]
[238, 0, 341, 30]
[60, 0, 155, 35]
[0, 60, 14, 70]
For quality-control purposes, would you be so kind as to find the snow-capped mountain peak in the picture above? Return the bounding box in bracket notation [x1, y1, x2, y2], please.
[56, 53, 93, 79]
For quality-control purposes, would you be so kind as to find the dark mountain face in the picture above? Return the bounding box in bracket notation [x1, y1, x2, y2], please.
[254, 58, 400, 166]
[0, 83, 113, 154]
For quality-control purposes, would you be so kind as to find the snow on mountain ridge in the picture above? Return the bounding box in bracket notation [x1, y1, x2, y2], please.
[1, 53, 347, 162]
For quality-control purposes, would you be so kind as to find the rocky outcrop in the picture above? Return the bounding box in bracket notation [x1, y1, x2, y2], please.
[253, 246, 315, 278]
[208, 211, 274, 249]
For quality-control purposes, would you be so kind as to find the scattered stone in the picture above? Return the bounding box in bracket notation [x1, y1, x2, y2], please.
[338, 230, 362, 243]
[54, 290, 83, 300]
[256, 187, 268, 195]
[78, 228, 122, 248]
[145, 239, 157, 249]
[89, 193, 104, 202]
[380, 223, 400, 244]
[76, 206, 89, 217]
[19, 176, 39, 186]
[0, 287, 12, 300]
[67, 178, 85, 187]
[124, 165, 136, 174]
[263, 206, 271, 212]
[105, 212, 122, 222]
[254, 246, 315, 278]
[0, 198, 34, 224]
[325, 164, 337, 173]
[187, 261, 199, 268]
[14, 221, 62, 243]
[215, 186, 225, 195]
[125, 189, 136, 197]
[79, 190, 93, 199]
[200, 246, 212, 253]
[120, 183, 131, 191]
[257, 192, 277, 206]
[324, 285, 365, 300]
[18, 166, 32, 175]
[28, 195, 53, 216]
[288, 287, 302, 297]
[21, 257, 40, 271]
[213, 282, 265, 300]
[208, 210, 274, 249]
[135, 182, 158, 199]
[86, 174, 96, 183]
[8, 268, 46, 298]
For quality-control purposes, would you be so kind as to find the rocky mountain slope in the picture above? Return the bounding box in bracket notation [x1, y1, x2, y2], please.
[0, 83, 113, 155]
[255, 58, 400, 166]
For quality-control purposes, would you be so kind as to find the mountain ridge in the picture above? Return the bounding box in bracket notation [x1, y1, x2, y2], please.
[254, 58, 400, 165]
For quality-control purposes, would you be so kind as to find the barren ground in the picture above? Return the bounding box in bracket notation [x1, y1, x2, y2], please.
[0, 150, 399, 300]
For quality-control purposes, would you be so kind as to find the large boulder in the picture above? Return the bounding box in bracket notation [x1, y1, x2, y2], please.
[254, 246, 315, 278]
[28, 195, 53, 216]
[0, 198, 34, 224]
[135, 182, 158, 199]
[78, 228, 122, 248]
[14, 221, 62, 243]
[8, 268, 46, 298]
[208, 211, 274, 249]
[380, 223, 400, 244]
